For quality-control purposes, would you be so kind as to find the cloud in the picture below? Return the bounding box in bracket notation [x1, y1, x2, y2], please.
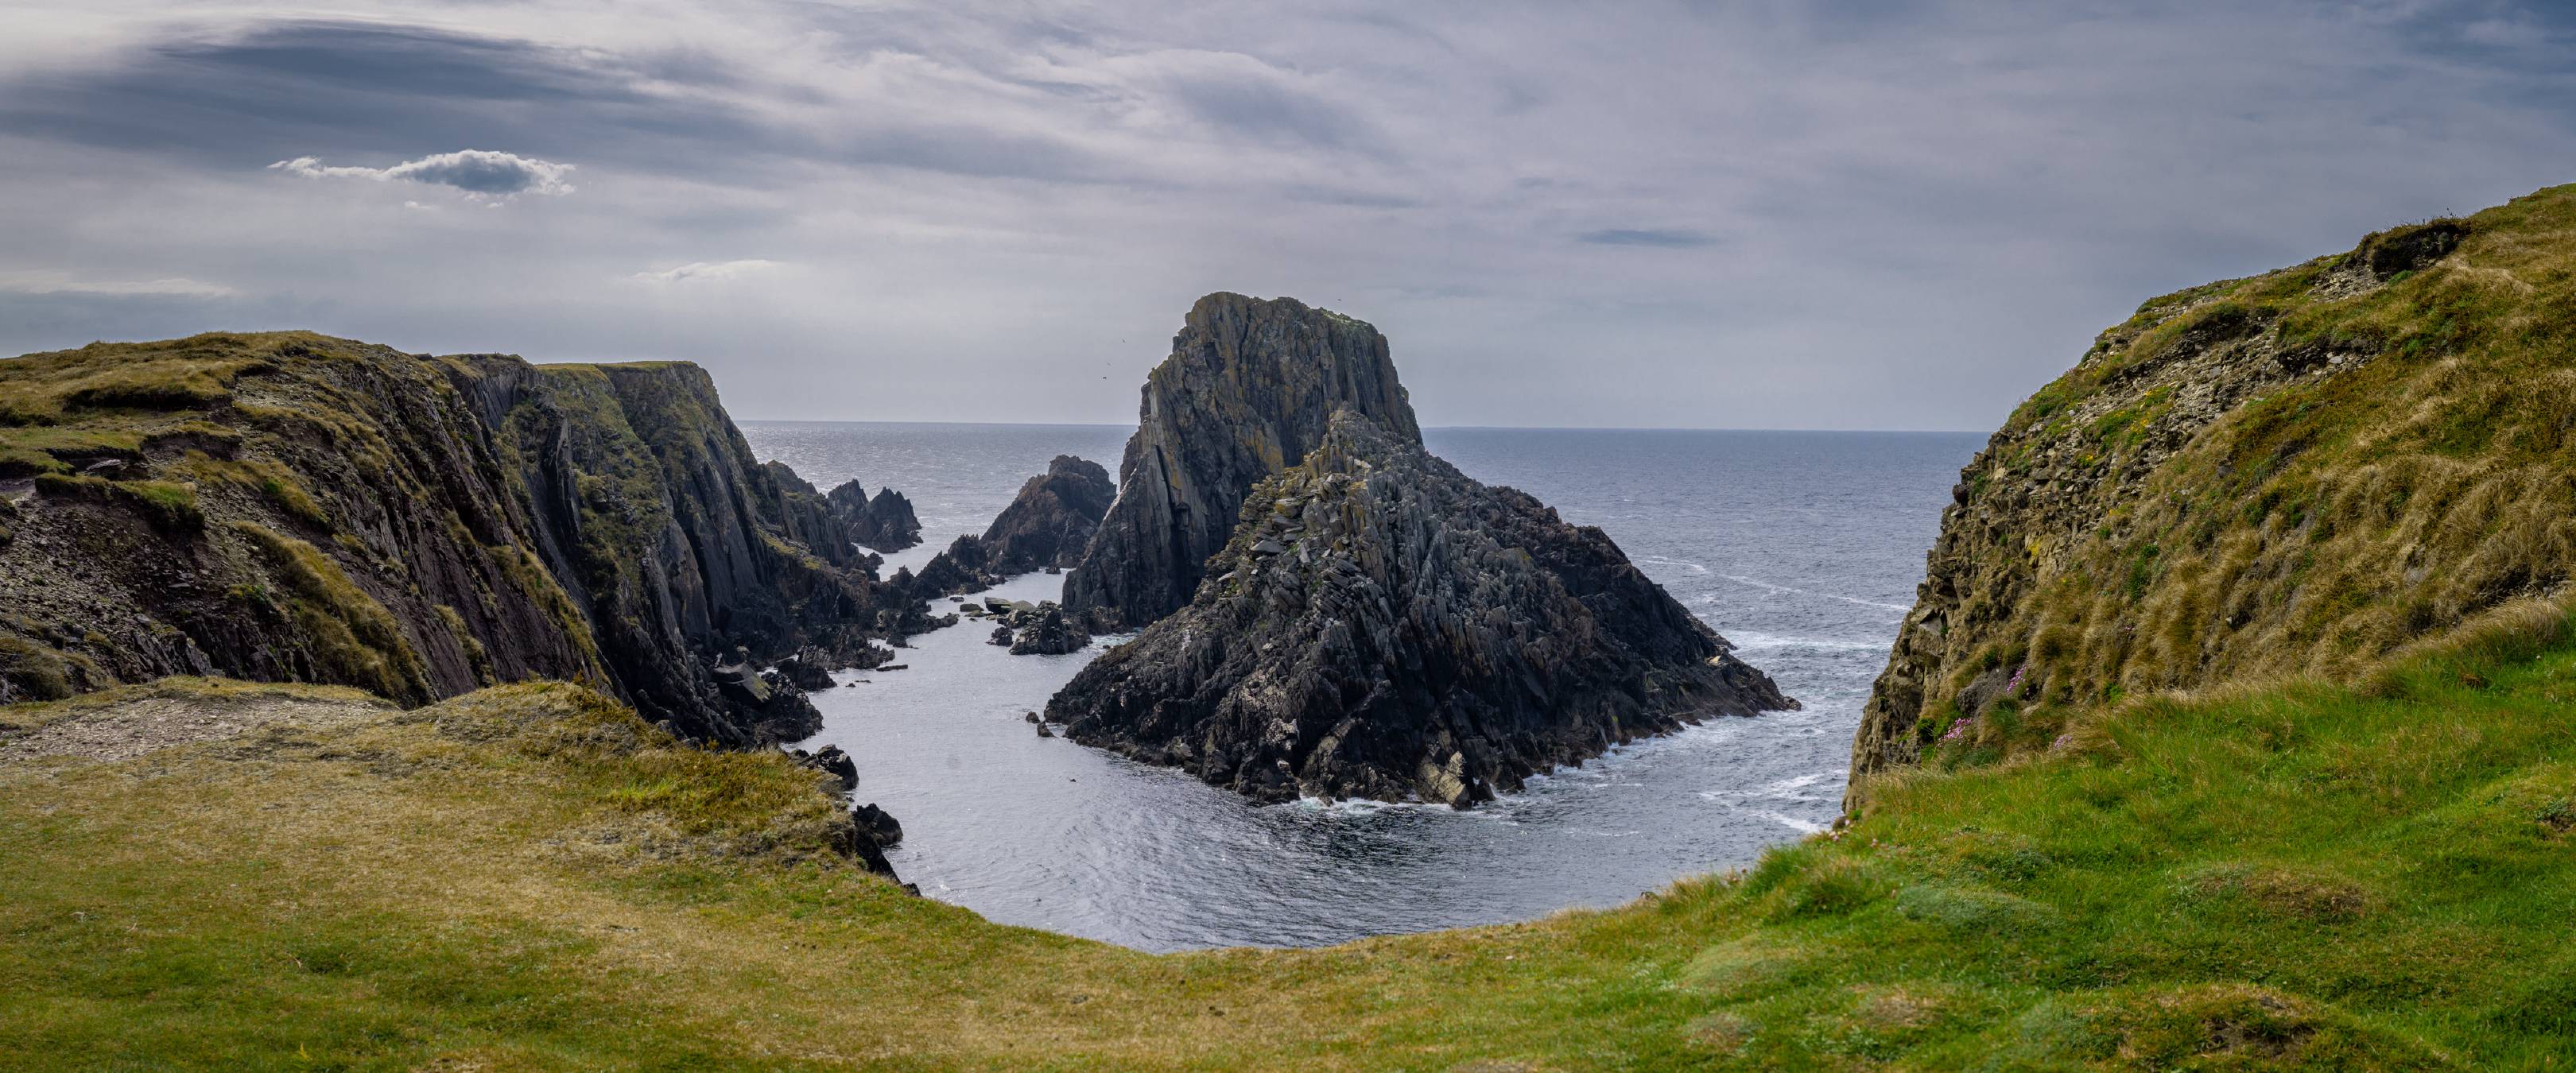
[0, 271, 235, 297]
[1578, 228, 1719, 249]
[630, 260, 784, 283]
[271, 149, 576, 197]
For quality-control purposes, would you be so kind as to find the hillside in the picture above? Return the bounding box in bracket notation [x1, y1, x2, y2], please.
[1854, 183, 2576, 795]
[0, 332, 924, 743]
[5, 598, 2573, 1067]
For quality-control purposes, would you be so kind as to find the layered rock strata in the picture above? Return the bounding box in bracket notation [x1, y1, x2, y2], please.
[0, 331, 926, 743]
[1063, 293, 1421, 630]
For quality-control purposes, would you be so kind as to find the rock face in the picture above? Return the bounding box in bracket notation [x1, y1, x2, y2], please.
[1063, 293, 1422, 630]
[981, 455, 1114, 574]
[1849, 192, 2576, 806]
[0, 332, 932, 744]
[826, 480, 921, 552]
[1049, 410, 1791, 806]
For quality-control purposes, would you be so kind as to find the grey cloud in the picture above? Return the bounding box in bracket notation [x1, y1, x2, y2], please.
[273, 149, 576, 196]
[1578, 229, 1718, 249]
[3, 0, 2575, 432]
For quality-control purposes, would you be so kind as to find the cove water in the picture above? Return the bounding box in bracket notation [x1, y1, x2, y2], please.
[743, 422, 1980, 952]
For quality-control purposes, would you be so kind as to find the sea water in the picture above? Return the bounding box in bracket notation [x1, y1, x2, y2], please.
[743, 421, 1980, 951]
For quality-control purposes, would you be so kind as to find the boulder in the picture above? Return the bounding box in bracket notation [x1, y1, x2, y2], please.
[852, 802, 904, 847]
[791, 744, 858, 793]
[1008, 605, 1088, 656]
[988, 625, 1014, 646]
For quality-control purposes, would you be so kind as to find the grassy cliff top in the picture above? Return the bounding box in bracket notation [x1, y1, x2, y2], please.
[7, 598, 2576, 1067]
[1856, 181, 2576, 784]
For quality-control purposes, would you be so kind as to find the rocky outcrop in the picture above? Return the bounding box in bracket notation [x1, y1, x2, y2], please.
[1049, 410, 1790, 806]
[981, 455, 1114, 575]
[1849, 191, 2576, 806]
[907, 534, 1000, 598]
[826, 480, 921, 552]
[1063, 293, 1422, 630]
[1007, 605, 1088, 656]
[0, 331, 929, 744]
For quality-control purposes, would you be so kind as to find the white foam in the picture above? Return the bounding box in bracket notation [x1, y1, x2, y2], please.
[1755, 810, 1829, 835]
[1724, 629, 1891, 654]
[1715, 573, 1912, 614]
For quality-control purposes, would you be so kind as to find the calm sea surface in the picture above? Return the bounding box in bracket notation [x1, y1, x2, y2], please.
[740, 421, 1980, 951]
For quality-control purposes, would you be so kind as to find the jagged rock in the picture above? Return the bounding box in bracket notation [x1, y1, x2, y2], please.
[852, 802, 903, 847]
[791, 745, 858, 793]
[988, 625, 1014, 646]
[775, 649, 836, 691]
[837, 804, 904, 884]
[1035, 722, 1054, 738]
[825, 480, 921, 552]
[1049, 409, 1793, 807]
[1064, 293, 1422, 630]
[981, 455, 1114, 575]
[1023, 711, 1041, 723]
[1007, 606, 1088, 656]
[909, 534, 1000, 597]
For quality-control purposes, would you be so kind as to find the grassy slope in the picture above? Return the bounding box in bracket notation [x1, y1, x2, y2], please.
[6, 602, 2575, 1070]
[1867, 183, 2576, 777]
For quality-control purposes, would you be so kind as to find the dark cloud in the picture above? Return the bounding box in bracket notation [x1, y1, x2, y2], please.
[1578, 228, 1718, 248]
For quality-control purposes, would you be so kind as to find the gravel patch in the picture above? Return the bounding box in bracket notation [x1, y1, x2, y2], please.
[0, 695, 390, 764]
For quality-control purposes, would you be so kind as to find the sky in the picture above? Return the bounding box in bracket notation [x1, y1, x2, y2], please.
[2, 2, 2572, 430]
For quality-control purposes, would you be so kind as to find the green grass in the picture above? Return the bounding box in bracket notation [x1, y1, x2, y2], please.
[6, 602, 2576, 1067]
[1883, 184, 2576, 776]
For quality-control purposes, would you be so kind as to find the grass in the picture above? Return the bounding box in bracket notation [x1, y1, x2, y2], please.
[1880, 184, 2576, 775]
[6, 602, 2576, 1068]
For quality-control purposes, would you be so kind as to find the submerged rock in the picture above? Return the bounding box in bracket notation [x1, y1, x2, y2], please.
[982, 455, 1115, 575]
[1063, 293, 1422, 631]
[1048, 409, 1793, 807]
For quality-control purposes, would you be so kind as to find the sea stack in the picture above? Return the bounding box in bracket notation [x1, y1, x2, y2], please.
[981, 455, 1114, 574]
[1062, 292, 1420, 630]
[1047, 299, 1791, 806]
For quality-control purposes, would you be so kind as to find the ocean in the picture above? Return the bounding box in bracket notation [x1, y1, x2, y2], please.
[740, 421, 1982, 951]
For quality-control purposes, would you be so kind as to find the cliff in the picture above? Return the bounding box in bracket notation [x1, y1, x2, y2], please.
[980, 455, 1113, 574]
[1050, 409, 1789, 805]
[0, 331, 922, 743]
[1852, 183, 2576, 800]
[1062, 293, 1420, 629]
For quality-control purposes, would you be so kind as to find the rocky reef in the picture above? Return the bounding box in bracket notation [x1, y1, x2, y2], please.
[981, 455, 1113, 574]
[1050, 407, 1789, 806]
[1063, 292, 1421, 630]
[1851, 188, 2576, 804]
[0, 331, 930, 744]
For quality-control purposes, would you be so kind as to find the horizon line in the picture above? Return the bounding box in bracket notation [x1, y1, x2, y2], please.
[735, 417, 1992, 436]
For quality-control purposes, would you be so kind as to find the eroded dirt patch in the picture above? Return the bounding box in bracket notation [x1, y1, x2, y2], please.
[0, 694, 391, 764]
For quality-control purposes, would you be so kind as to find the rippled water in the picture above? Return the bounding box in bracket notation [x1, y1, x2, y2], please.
[740, 421, 1980, 951]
